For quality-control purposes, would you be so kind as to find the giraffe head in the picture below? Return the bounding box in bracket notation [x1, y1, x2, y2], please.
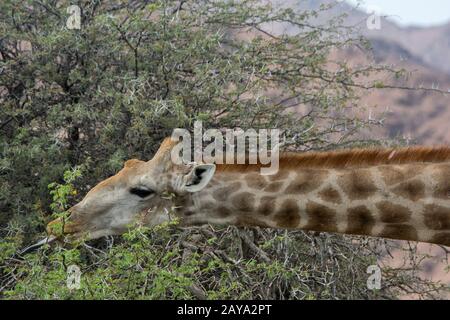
[46, 138, 215, 240]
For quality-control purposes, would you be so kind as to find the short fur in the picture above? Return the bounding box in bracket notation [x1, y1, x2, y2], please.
[216, 146, 450, 172]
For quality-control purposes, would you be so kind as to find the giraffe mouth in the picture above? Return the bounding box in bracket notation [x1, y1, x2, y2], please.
[46, 213, 87, 238]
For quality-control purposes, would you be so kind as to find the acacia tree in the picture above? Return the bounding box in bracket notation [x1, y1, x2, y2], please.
[0, 0, 446, 299]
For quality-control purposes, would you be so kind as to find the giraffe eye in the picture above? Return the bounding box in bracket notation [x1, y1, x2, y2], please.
[129, 187, 154, 198]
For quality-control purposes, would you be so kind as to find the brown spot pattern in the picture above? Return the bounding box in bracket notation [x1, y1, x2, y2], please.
[432, 164, 450, 199]
[274, 199, 300, 228]
[378, 166, 405, 186]
[305, 201, 338, 233]
[245, 173, 267, 189]
[217, 206, 232, 218]
[318, 187, 342, 204]
[200, 201, 215, 210]
[338, 169, 377, 200]
[423, 204, 450, 230]
[378, 224, 418, 241]
[378, 164, 423, 186]
[212, 182, 242, 201]
[236, 215, 269, 228]
[263, 182, 284, 193]
[376, 201, 411, 223]
[431, 233, 450, 246]
[284, 170, 327, 195]
[257, 196, 276, 216]
[403, 164, 425, 179]
[391, 179, 426, 201]
[231, 192, 255, 213]
[347, 206, 376, 235]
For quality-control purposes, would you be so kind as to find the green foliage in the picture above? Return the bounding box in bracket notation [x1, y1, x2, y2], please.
[48, 166, 82, 214]
[3, 222, 446, 299]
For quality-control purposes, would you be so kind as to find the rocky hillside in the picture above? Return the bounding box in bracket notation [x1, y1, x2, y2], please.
[270, 0, 450, 144]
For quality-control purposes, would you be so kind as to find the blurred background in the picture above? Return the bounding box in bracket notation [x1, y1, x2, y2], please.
[274, 0, 450, 145]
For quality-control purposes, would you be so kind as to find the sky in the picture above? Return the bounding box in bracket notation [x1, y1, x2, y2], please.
[345, 0, 450, 27]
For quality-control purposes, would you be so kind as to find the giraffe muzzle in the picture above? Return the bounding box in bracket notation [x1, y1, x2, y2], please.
[46, 210, 85, 238]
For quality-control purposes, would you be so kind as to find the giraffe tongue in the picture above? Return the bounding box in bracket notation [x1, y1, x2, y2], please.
[19, 235, 57, 255]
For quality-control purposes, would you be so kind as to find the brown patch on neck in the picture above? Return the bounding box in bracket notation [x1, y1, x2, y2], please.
[217, 206, 232, 218]
[346, 206, 376, 235]
[305, 201, 338, 233]
[274, 199, 300, 228]
[212, 181, 242, 201]
[318, 187, 342, 204]
[263, 181, 284, 193]
[423, 204, 450, 230]
[284, 170, 328, 195]
[245, 173, 267, 189]
[391, 180, 426, 202]
[215, 146, 450, 172]
[376, 201, 412, 223]
[378, 164, 424, 186]
[432, 163, 450, 199]
[378, 224, 418, 242]
[236, 215, 270, 228]
[257, 196, 276, 216]
[231, 192, 256, 213]
[431, 233, 450, 246]
[338, 169, 377, 200]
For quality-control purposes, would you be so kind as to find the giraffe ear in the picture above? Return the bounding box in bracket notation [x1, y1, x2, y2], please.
[184, 164, 216, 192]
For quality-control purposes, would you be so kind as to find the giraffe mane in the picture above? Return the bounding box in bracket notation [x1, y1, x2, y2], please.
[215, 146, 450, 172]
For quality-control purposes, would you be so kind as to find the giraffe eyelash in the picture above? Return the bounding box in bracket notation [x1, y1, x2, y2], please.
[129, 187, 155, 198]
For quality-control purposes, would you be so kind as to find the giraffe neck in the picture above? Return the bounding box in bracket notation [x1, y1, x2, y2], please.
[175, 161, 450, 246]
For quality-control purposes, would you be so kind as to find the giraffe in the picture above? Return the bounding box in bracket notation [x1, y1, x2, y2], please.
[46, 137, 450, 247]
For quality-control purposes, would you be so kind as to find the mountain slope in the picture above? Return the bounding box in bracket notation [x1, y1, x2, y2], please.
[269, 0, 450, 144]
